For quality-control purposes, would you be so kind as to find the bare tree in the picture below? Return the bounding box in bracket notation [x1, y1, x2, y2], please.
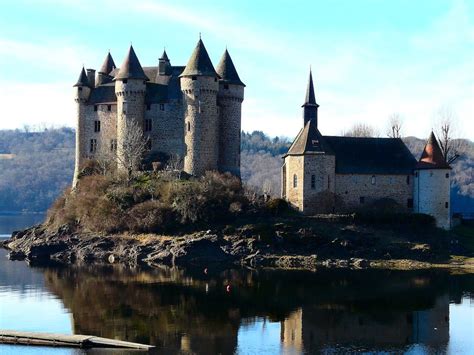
[343, 123, 379, 137]
[117, 120, 149, 183]
[95, 146, 117, 176]
[387, 113, 403, 138]
[435, 107, 465, 164]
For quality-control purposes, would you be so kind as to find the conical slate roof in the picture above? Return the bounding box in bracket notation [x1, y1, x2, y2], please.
[285, 119, 333, 156]
[160, 49, 169, 61]
[416, 131, 450, 169]
[216, 49, 245, 86]
[180, 39, 217, 77]
[114, 45, 149, 81]
[99, 52, 116, 74]
[302, 70, 318, 107]
[73, 67, 90, 87]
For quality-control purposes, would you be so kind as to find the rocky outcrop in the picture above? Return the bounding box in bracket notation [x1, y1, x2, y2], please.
[2, 220, 470, 271]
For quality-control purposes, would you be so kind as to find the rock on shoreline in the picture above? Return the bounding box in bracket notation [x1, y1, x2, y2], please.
[2, 223, 473, 272]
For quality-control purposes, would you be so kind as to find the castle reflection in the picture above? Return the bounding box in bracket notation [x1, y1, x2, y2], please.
[39, 265, 472, 354]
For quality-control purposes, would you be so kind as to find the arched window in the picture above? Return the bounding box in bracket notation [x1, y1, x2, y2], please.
[293, 174, 298, 188]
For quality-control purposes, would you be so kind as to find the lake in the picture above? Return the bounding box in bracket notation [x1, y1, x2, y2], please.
[0, 215, 473, 354]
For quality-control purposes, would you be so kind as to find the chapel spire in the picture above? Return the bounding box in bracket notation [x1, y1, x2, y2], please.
[302, 69, 319, 126]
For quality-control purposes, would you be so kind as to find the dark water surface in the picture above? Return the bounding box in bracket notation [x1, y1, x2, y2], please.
[0, 215, 473, 354]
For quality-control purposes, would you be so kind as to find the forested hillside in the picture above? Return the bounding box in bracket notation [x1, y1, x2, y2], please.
[0, 128, 472, 213]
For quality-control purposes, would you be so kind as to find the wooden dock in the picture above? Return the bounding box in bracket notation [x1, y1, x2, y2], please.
[0, 330, 154, 350]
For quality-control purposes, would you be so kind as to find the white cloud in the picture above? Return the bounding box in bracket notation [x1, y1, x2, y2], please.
[0, 83, 75, 129]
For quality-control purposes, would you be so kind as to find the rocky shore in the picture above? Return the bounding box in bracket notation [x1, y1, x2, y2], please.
[3, 219, 474, 271]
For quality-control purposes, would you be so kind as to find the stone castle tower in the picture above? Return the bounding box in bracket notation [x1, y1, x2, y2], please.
[414, 132, 451, 229]
[72, 39, 244, 186]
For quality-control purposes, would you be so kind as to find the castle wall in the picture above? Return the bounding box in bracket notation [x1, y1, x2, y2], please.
[145, 101, 184, 158]
[414, 169, 451, 229]
[181, 76, 219, 176]
[218, 84, 244, 176]
[302, 154, 336, 214]
[335, 173, 413, 211]
[283, 155, 305, 211]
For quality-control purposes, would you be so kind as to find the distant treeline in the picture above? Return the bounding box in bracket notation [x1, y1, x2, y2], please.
[0, 128, 472, 213]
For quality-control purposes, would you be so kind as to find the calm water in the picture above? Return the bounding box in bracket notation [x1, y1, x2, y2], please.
[1, 215, 474, 354]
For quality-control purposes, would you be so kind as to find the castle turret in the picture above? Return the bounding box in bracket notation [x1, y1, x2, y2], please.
[96, 52, 116, 86]
[302, 70, 319, 126]
[414, 131, 451, 229]
[158, 49, 171, 75]
[216, 49, 245, 176]
[180, 38, 219, 176]
[72, 67, 92, 187]
[114, 45, 149, 172]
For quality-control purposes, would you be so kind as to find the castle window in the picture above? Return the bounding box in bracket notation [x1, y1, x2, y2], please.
[445, 202, 449, 208]
[293, 174, 298, 188]
[446, 173, 449, 178]
[360, 196, 365, 204]
[145, 139, 152, 151]
[187, 122, 191, 132]
[90, 139, 97, 153]
[159, 104, 165, 111]
[144, 119, 152, 132]
[78, 87, 82, 91]
[122, 102, 127, 114]
[107, 105, 112, 111]
[407, 198, 413, 208]
[94, 120, 101, 132]
[311, 175, 316, 189]
[328, 175, 330, 189]
[146, 104, 151, 111]
[94, 105, 98, 112]
[192, 76, 197, 81]
[371, 175, 376, 185]
[224, 84, 229, 90]
[123, 79, 128, 84]
[415, 172, 418, 178]
[110, 139, 117, 152]
[406, 175, 410, 185]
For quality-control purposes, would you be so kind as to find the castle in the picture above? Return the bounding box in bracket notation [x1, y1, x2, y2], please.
[72, 38, 245, 186]
[282, 71, 452, 229]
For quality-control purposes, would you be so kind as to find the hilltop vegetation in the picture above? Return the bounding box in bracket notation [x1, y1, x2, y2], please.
[0, 128, 473, 213]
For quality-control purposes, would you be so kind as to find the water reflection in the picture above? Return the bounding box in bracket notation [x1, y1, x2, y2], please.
[34, 265, 473, 354]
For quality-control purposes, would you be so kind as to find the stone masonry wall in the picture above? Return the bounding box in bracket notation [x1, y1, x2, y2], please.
[283, 155, 305, 211]
[414, 169, 451, 229]
[217, 84, 244, 176]
[181, 76, 219, 176]
[302, 154, 336, 214]
[145, 100, 184, 158]
[335, 173, 414, 211]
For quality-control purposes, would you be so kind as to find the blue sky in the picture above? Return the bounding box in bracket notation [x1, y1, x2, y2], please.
[0, 0, 472, 139]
